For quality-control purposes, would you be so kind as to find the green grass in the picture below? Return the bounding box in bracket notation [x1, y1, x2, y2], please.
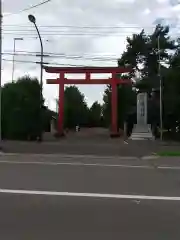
[157, 151, 180, 157]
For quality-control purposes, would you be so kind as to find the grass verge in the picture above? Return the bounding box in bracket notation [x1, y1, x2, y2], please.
[157, 151, 180, 157]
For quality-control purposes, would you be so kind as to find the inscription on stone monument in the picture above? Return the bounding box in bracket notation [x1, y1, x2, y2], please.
[137, 92, 147, 126]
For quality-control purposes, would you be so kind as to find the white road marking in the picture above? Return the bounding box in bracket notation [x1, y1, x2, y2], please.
[0, 160, 180, 170]
[0, 188, 180, 201]
[0, 160, 153, 169]
[159, 166, 180, 170]
[0, 160, 179, 170]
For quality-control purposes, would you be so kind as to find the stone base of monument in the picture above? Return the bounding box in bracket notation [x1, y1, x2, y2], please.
[130, 124, 155, 140]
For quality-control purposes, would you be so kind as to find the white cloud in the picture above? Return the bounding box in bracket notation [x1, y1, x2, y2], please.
[143, 8, 151, 15]
[169, 0, 180, 6]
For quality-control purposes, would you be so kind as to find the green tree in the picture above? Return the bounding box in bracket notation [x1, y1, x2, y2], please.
[88, 101, 102, 127]
[119, 24, 175, 92]
[102, 83, 136, 130]
[161, 46, 180, 138]
[118, 29, 147, 78]
[2, 76, 43, 140]
[64, 86, 89, 128]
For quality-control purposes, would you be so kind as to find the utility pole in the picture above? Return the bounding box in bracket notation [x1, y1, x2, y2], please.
[0, 0, 2, 142]
[12, 38, 23, 82]
[157, 35, 163, 141]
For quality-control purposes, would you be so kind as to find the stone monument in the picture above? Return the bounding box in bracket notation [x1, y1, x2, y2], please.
[130, 92, 154, 140]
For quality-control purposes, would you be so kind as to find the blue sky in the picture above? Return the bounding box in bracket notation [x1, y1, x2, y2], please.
[2, 0, 180, 110]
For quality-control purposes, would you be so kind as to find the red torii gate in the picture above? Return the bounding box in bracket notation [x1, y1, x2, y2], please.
[44, 66, 132, 137]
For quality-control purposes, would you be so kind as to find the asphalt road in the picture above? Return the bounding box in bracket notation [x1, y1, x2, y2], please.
[0, 154, 180, 239]
[1, 140, 158, 157]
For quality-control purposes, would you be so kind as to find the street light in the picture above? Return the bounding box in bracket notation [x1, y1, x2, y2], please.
[28, 14, 43, 92]
[12, 38, 23, 82]
[28, 14, 44, 141]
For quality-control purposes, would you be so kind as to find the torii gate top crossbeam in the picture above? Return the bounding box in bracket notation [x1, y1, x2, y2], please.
[44, 66, 132, 74]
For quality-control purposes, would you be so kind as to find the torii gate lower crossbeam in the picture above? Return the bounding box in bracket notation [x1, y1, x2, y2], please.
[44, 66, 132, 137]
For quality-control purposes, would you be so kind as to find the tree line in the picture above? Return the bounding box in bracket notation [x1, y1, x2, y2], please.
[1, 77, 103, 140]
[2, 23, 180, 140]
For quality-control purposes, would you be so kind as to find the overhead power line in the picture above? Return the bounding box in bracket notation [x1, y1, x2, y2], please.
[3, 24, 180, 38]
[2, 31, 140, 36]
[2, 58, 90, 67]
[2, 50, 119, 59]
[3, 32, 180, 40]
[4, 50, 119, 57]
[1, 32, 136, 37]
[2, 28, 141, 31]
[1, 23, 179, 29]
[2, 27, 180, 37]
[3, 33, 180, 38]
[2, 52, 118, 62]
[2, 24, 156, 29]
[4, 0, 51, 17]
[2, 30, 137, 33]
[2, 58, 38, 64]
[3, 51, 120, 61]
